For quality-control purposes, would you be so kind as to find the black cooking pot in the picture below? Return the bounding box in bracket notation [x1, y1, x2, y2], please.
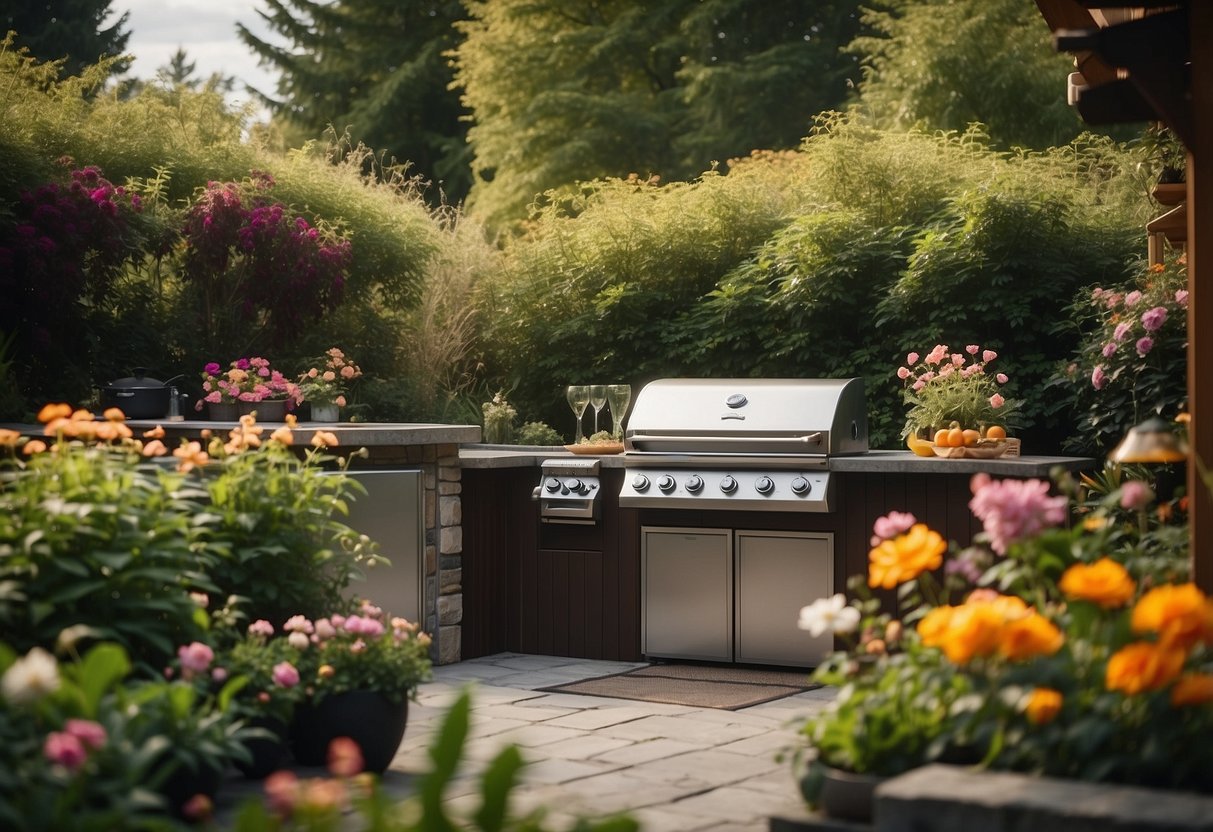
[100, 368, 183, 419]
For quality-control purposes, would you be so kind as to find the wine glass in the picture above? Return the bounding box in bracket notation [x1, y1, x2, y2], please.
[589, 384, 607, 435]
[566, 385, 590, 443]
[606, 383, 632, 439]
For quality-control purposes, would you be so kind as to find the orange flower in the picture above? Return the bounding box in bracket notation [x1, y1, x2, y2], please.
[868, 523, 946, 589]
[0, 429, 21, 447]
[1131, 583, 1213, 649]
[37, 403, 71, 423]
[270, 426, 294, 445]
[927, 601, 1007, 664]
[1171, 673, 1213, 707]
[1106, 641, 1186, 695]
[142, 425, 166, 439]
[311, 430, 339, 449]
[1059, 558, 1136, 609]
[1000, 612, 1064, 661]
[1025, 687, 1063, 725]
[172, 440, 209, 473]
[102, 407, 126, 422]
[916, 605, 955, 647]
[22, 439, 47, 455]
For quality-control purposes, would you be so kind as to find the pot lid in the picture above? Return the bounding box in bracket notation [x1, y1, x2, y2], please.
[108, 368, 167, 389]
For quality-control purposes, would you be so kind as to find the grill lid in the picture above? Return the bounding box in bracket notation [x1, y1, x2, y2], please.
[624, 378, 868, 457]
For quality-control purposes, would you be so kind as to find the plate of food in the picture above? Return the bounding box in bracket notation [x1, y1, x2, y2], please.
[565, 431, 624, 455]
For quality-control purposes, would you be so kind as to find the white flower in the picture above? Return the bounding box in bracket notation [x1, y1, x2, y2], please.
[797, 594, 860, 638]
[288, 631, 311, 650]
[1, 647, 61, 705]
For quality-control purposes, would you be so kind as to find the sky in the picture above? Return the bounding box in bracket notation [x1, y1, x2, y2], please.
[111, 0, 281, 110]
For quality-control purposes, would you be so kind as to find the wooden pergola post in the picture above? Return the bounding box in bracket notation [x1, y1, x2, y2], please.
[1189, 1, 1212, 585]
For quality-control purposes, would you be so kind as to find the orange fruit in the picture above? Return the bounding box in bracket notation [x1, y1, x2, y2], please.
[986, 425, 1007, 441]
[934, 429, 950, 446]
[945, 427, 964, 447]
[962, 429, 981, 447]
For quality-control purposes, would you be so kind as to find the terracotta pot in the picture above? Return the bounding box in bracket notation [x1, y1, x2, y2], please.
[291, 691, 409, 774]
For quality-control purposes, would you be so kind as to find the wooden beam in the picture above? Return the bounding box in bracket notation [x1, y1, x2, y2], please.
[1034, 0, 1119, 85]
[1189, 0, 1213, 589]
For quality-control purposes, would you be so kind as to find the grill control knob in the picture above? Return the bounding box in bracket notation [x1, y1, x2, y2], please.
[685, 475, 704, 493]
[755, 475, 775, 495]
[566, 478, 583, 494]
[631, 474, 650, 491]
[657, 474, 677, 493]
[544, 477, 561, 492]
[791, 476, 810, 495]
[719, 475, 738, 494]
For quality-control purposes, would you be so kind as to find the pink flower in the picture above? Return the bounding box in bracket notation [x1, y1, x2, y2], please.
[982, 350, 997, 363]
[870, 511, 917, 547]
[204, 391, 221, 404]
[1141, 306, 1168, 332]
[272, 662, 300, 688]
[996, 373, 1008, 384]
[249, 620, 275, 637]
[264, 770, 300, 817]
[314, 619, 337, 639]
[990, 393, 1005, 408]
[340, 365, 356, 379]
[925, 344, 949, 365]
[951, 353, 965, 367]
[912, 380, 926, 392]
[1101, 342, 1117, 358]
[897, 366, 911, 380]
[322, 370, 336, 382]
[212, 667, 228, 682]
[350, 639, 367, 654]
[335, 395, 347, 407]
[968, 474, 1068, 555]
[182, 794, 214, 822]
[327, 736, 364, 778]
[1136, 336, 1154, 356]
[966, 344, 979, 355]
[1119, 480, 1155, 511]
[1091, 365, 1106, 390]
[65, 719, 107, 751]
[1176, 289, 1189, 306]
[177, 642, 214, 675]
[1124, 290, 1143, 307]
[906, 352, 920, 365]
[284, 615, 314, 634]
[44, 732, 87, 771]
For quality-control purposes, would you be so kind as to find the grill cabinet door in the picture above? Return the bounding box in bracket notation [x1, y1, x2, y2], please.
[735, 531, 833, 667]
[641, 527, 733, 662]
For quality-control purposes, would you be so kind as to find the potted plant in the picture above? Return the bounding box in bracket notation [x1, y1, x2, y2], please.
[792, 467, 1206, 823]
[897, 343, 1020, 457]
[196, 356, 300, 421]
[196, 361, 243, 420]
[296, 348, 361, 422]
[286, 601, 433, 773]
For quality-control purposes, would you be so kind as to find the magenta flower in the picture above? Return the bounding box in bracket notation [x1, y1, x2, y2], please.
[968, 474, 1068, 555]
[177, 642, 214, 675]
[870, 511, 917, 547]
[65, 719, 107, 751]
[1141, 306, 1168, 332]
[1091, 365, 1106, 390]
[1136, 336, 1154, 356]
[44, 732, 88, 771]
[1119, 480, 1155, 511]
[204, 362, 220, 375]
[272, 662, 300, 688]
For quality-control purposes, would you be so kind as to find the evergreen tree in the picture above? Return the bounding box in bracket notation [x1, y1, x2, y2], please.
[453, 0, 863, 230]
[237, 0, 470, 204]
[3, 0, 131, 78]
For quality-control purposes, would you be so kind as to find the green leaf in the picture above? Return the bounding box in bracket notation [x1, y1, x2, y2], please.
[475, 745, 525, 832]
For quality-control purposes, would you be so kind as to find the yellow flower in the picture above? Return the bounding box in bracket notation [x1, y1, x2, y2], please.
[1000, 612, 1064, 661]
[868, 523, 946, 589]
[1171, 673, 1213, 707]
[1059, 558, 1136, 609]
[1131, 583, 1213, 650]
[1106, 641, 1186, 695]
[1025, 687, 1063, 725]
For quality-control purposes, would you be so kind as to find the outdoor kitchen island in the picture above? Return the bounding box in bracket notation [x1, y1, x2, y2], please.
[459, 447, 1094, 667]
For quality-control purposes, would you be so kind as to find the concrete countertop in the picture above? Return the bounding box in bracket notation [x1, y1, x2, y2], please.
[459, 446, 1095, 477]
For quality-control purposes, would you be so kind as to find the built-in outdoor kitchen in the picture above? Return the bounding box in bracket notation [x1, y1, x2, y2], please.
[458, 378, 1094, 669]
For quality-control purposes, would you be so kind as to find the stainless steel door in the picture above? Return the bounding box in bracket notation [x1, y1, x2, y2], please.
[641, 527, 733, 662]
[735, 530, 833, 667]
[338, 469, 423, 624]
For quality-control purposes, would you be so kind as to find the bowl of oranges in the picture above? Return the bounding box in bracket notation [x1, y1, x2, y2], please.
[931, 424, 1008, 459]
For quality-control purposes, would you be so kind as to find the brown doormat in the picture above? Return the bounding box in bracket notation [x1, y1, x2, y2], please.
[538, 663, 819, 710]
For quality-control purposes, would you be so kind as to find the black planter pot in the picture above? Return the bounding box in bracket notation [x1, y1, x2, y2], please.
[291, 691, 409, 774]
[815, 765, 887, 823]
[236, 716, 290, 780]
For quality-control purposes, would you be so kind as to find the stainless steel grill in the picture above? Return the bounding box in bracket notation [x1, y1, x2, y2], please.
[619, 378, 868, 512]
[532, 457, 601, 524]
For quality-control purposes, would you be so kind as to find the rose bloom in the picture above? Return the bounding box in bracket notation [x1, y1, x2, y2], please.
[44, 731, 88, 771]
[868, 523, 946, 589]
[272, 662, 301, 688]
[1025, 687, 1063, 725]
[968, 474, 1068, 556]
[1141, 306, 1168, 332]
[1131, 583, 1213, 650]
[870, 510, 917, 547]
[1136, 336, 1154, 357]
[1058, 558, 1136, 608]
[1091, 365, 1106, 390]
[65, 719, 107, 751]
[999, 612, 1064, 662]
[1106, 641, 1185, 695]
[1171, 673, 1213, 707]
[177, 642, 214, 675]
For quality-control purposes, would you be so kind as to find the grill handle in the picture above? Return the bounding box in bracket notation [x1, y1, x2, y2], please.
[628, 432, 823, 445]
